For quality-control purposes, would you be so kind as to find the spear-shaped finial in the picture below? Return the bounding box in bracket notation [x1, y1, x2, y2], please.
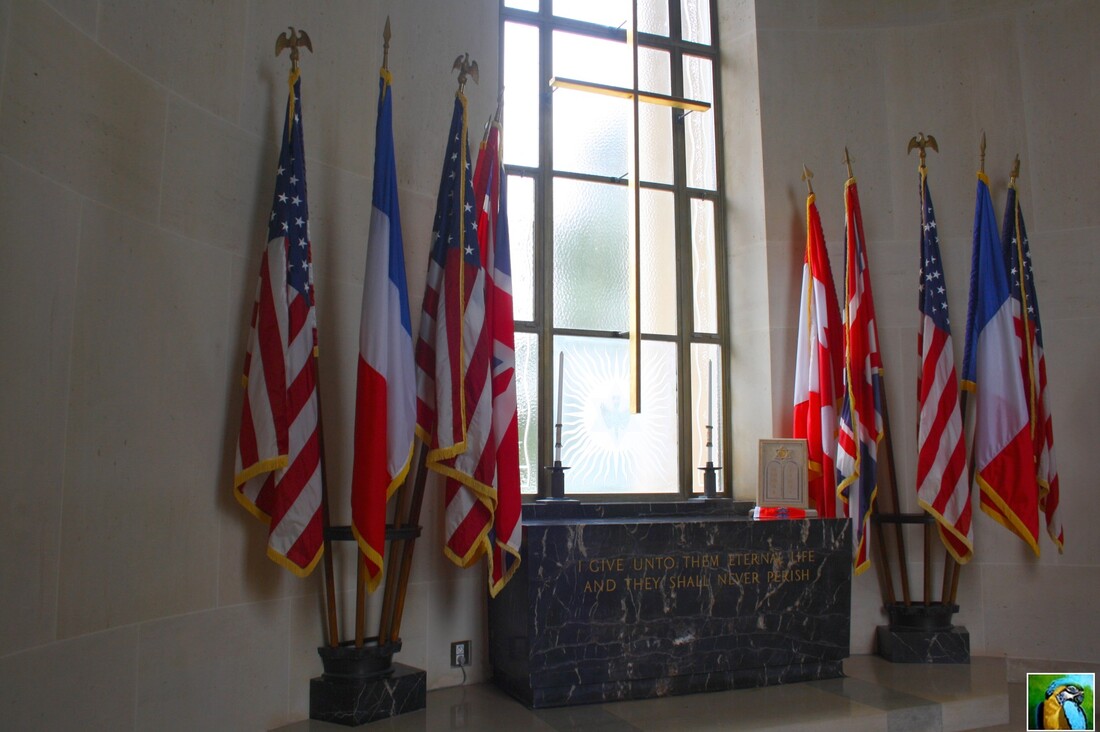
[275, 27, 313, 72]
[452, 52, 479, 93]
[979, 130, 987, 174]
[382, 17, 391, 71]
[844, 147, 853, 179]
[906, 132, 939, 172]
[1010, 154, 1021, 188]
[801, 164, 814, 195]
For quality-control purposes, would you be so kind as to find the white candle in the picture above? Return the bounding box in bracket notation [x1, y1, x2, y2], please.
[556, 351, 565, 426]
[707, 359, 713, 427]
[708, 361, 717, 462]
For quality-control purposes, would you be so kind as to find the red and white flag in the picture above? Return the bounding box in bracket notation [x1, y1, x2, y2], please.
[350, 68, 416, 591]
[793, 192, 843, 518]
[415, 92, 495, 568]
[234, 70, 324, 576]
[473, 114, 523, 595]
[915, 171, 971, 563]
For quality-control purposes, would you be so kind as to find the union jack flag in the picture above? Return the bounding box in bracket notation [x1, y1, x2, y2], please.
[915, 172, 971, 563]
[836, 176, 884, 576]
[473, 115, 523, 595]
[1002, 183, 1062, 552]
[234, 70, 324, 576]
[414, 92, 495, 568]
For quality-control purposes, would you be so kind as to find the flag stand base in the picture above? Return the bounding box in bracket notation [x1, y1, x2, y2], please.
[876, 603, 969, 664]
[310, 642, 425, 726]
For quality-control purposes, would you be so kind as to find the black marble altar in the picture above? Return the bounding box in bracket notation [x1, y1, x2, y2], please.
[489, 501, 852, 708]
[309, 662, 425, 726]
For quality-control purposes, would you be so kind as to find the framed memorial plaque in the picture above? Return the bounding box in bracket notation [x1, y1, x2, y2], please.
[757, 439, 809, 508]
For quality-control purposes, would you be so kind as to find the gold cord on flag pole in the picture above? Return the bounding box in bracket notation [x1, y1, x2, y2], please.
[801, 164, 814, 195]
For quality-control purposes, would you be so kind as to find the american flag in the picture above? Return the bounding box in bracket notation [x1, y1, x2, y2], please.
[914, 172, 971, 563]
[1002, 183, 1062, 552]
[836, 176, 884, 576]
[473, 115, 523, 596]
[793, 192, 843, 518]
[234, 70, 324, 576]
[415, 92, 495, 568]
[962, 173, 1038, 554]
[350, 68, 416, 592]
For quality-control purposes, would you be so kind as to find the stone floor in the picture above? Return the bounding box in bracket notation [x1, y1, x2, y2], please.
[272, 654, 1047, 731]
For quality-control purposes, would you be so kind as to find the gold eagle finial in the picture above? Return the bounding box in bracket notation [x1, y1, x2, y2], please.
[452, 53, 479, 93]
[907, 132, 938, 171]
[276, 27, 313, 71]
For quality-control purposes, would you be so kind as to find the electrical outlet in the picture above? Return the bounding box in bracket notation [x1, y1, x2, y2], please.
[450, 640, 470, 667]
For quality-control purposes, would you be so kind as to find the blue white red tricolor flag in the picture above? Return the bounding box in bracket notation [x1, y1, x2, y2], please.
[414, 92, 495, 569]
[793, 192, 844, 518]
[914, 171, 972, 563]
[234, 69, 324, 576]
[350, 68, 416, 591]
[962, 173, 1038, 554]
[836, 176, 884, 576]
[473, 113, 523, 595]
[1001, 181, 1062, 552]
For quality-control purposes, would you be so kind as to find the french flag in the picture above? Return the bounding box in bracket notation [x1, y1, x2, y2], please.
[962, 173, 1038, 554]
[351, 69, 416, 591]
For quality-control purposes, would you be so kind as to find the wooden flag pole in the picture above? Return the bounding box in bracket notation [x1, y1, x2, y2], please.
[878, 392, 912, 606]
[377, 445, 417, 642]
[388, 442, 430, 642]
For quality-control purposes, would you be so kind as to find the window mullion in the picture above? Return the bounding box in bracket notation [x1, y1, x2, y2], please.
[537, 6, 555, 498]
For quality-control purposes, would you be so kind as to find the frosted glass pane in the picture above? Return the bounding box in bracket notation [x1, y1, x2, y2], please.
[553, 88, 628, 178]
[681, 0, 712, 45]
[552, 0, 668, 36]
[690, 343, 723, 493]
[557, 336, 678, 492]
[506, 0, 539, 10]
[638, 104, 673, 185]
[553, 179, 628, 331]
[638, 0, 670, 36]
[553, 31, 630, 88]
[508, 175, 535, 322]
[553, 0, 629, 28]
[640, 189, 676, 334]
[503, 22, 539, 168]
[683, 55, 716, 190]
[638, 47, 671, 95]
[516, 332, 539, 494]
[691, 198, 717, 333]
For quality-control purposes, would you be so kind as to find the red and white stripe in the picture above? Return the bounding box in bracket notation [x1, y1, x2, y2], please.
[235, 238, 324, 576]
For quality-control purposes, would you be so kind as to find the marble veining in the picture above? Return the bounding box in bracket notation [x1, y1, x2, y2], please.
[489, 503, 852, 708]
